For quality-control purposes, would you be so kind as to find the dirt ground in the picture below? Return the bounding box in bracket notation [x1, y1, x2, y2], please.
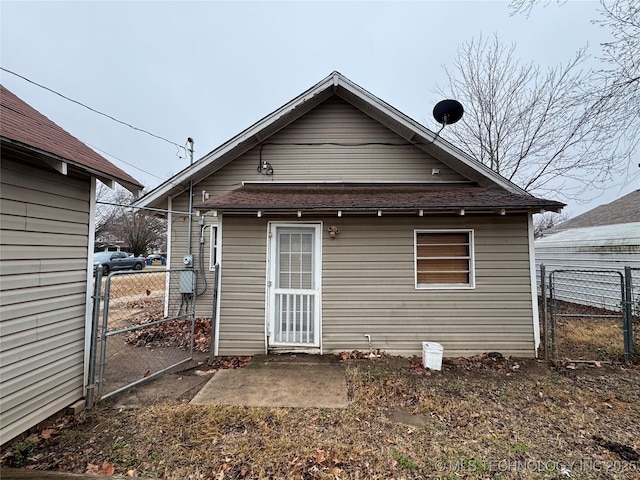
[5, 274, 637, 478]
[2, 353, 639, 480]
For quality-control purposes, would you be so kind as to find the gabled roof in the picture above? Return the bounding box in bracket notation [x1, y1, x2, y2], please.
[0, 84, 143, 194]
[551, 189, 640, 231]
[134, 71, 545, 210]
[195, 183, 563, 215]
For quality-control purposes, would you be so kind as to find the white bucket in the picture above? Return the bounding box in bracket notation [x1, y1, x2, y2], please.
[422, 342, 443, 370]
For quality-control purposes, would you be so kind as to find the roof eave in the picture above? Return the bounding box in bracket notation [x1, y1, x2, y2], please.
[195, 205, 562, 216]
[2, 137, 143, 195]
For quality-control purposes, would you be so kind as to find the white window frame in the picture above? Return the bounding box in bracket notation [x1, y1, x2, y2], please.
[414, 229, 475, 290]
[209, 225, 218, 271]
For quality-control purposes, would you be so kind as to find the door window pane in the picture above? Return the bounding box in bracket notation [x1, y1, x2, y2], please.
[278, 231, 313, 289]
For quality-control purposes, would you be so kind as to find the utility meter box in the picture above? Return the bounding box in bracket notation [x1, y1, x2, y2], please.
[179, 270, 196, 294]
[182, 254, 193, 268]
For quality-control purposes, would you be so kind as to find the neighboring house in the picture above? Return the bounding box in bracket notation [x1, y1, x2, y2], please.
[536, 189, 640, 272]
[134, 72, 563, 359]
[94, 233, 127, 252]
[0, 85, 142, 443]
[535, 190, 640, 311]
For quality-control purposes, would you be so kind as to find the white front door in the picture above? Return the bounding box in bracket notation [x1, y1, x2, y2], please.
[268, 223, 321, 348]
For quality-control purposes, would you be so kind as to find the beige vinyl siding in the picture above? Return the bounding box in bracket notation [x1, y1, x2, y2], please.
[168, 194, 191, 271]
[173, 97, 468, 316]
[166, 195, 218, 316]
[215, 216, 267, 354]
[0, 156, 90, 442]
[195, 97, 466, 194]
[216, 213, 536, 358]
[322, 214, 534, 357]
[169, 96, 535, 356]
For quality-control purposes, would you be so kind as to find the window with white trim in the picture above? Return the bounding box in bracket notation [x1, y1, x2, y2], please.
[414, 230, 475, 289]
[209, 225, 218, 271]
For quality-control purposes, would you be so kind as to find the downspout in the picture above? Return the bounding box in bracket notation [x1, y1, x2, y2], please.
[209, 262, 219, 363]
[527, 211, 541, 356]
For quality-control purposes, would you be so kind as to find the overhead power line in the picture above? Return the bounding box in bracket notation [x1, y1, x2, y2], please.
[1, 67, 186, 155]
[86, 143, 166, 182]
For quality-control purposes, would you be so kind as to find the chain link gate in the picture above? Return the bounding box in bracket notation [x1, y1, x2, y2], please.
[87, 268, 197, 406]
[544, 268, 631, 362]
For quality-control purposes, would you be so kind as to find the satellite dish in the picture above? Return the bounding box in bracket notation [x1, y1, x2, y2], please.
[433, 99, 464, 126]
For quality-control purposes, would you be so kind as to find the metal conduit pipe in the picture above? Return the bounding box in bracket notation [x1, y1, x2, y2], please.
[186, 138, 195, 256]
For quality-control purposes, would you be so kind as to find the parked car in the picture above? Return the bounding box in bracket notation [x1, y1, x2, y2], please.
[93, 251, 145, 275]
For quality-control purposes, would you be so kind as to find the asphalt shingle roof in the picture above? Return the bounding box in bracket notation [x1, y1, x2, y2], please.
[0, 84, 142, 190]
[195, 183, 564, 212]
[553, 189, 640, 231]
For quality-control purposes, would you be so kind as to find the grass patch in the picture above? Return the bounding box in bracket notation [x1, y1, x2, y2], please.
[2, 439, 38, 467]
[392, 448, 418, 470]
[552, 301, 627, 361]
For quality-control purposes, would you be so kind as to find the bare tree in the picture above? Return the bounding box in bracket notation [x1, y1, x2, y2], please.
[509, 0, 565, 17]
[434, 34, 632, 201]
[119, 210, 166, 257]
[591, 0, 639, 155]
[94, 183, 132, 243]
[509, 0, 639, 176]
[533, 211, 569, 238]
[94, 183, 166, 256]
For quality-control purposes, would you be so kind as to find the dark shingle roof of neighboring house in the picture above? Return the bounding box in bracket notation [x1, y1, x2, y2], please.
[195, 183, 564, 213]
[553, 189, 640, 231]
[0, 84, 143, 193]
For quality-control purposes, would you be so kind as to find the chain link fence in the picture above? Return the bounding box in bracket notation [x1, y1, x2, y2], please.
[628, 268, 640, 361]
[87, 268, 197, 404]
[539, 265, 636, 363]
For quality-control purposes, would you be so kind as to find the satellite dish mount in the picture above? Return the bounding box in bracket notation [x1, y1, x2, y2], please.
[429, 99, 464, 142]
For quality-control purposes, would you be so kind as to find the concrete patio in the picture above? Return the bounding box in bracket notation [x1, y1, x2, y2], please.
[190, 353, 349, 408]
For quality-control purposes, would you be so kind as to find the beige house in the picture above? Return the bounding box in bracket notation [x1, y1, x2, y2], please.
[0, 85, 142, 443]
[134, 72, 563, 359]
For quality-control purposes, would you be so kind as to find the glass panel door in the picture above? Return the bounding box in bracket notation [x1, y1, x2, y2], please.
[270, 226, 320, 346]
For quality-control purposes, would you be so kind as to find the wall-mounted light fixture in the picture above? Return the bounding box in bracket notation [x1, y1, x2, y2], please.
[257, 144, 274, 175]
[258, 161, 274, 175]
[328, 226, 340, 238]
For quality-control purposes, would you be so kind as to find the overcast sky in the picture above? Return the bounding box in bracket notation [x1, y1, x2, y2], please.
[1, 0, 637, 218]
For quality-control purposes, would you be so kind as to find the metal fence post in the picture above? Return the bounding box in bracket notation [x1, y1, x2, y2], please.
[540, 264, 548, 360]
[96, 274, 112, 400]
[86, 267, 102, 409]
[623, 266, 634, 362]
[548, 270, 558, 360]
